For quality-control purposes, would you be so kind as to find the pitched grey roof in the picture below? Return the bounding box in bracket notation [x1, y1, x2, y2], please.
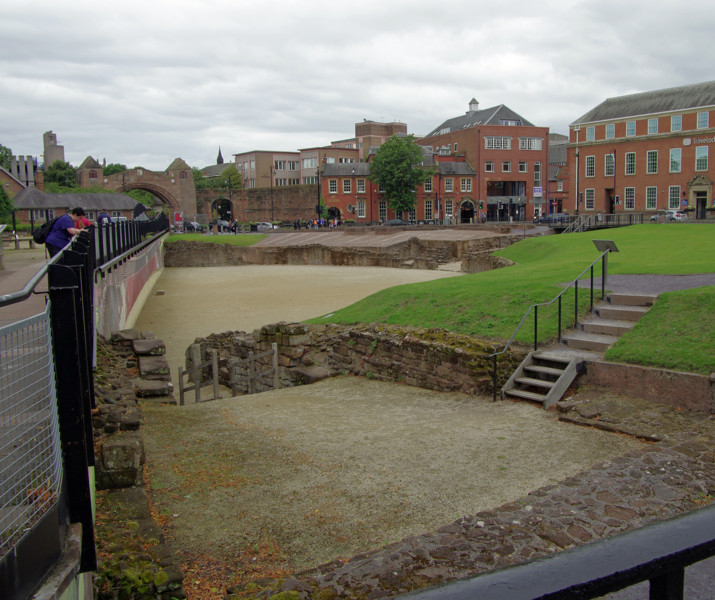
[321, 156, 475, 177]
[572, 80, 715, 125]
[79, 156, 101, 169]
[321, 163, 370, 177]
[166, 158, 191, 172]
[426, 105, 534, 137]
[437, 162, 475, 175]
[549, 142, 567, 166]
[13, 188, 137, 211]
[201, 163, 233, 178]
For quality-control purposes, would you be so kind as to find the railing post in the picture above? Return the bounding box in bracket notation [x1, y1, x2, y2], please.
[574, 279, 579, 327]
[558, 295, 562, 342]
[48, 262, 97, 573]
[248, 351, 255, 394]
[492, 354, 497, 402]
[211, 349, 219, 400]
[272, 342, 279, 390]
[191, 343, 201, 403]
[533, 305, 538, 351]
[590, 265, 594, 313]
[649, 567, 685, 600]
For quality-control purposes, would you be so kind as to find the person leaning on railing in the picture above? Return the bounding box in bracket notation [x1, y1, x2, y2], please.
[45, 207, 86, 257]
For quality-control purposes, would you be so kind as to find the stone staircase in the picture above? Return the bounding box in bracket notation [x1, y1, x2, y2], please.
[502, 292, 656, 408]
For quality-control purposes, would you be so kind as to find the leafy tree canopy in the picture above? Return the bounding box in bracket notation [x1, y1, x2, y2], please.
[192, 165, 243, 191]
[127, 188, 157, 206]
[0, 143, 12, 170]
[368, 135, 434, 216]
[44, 160, 78, 188]
[217, 165, 243, 190]
[0, 185, 13, 222]
[103, 163, 127, 176]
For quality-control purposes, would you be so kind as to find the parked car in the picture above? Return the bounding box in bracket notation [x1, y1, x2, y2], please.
[184, 221, 205, 233]
[385, 219, 410, 226]
[650, 210, 688, 222]
[256, 222, 279, 231]
[216, 219, 230, 231]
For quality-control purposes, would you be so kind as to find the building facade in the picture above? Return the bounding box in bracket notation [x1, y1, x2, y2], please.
[321, 150, 477, 224]
[568, 81, 715, 219]
[417, 99, 550, 221]
[233, 150, 302, 189]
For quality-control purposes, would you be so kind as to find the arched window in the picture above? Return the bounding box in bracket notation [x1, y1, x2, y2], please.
[180, 171, 187, 179]
[89, 170, 97, 179]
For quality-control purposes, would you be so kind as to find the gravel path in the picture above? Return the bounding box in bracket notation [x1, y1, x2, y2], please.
[597, 273, 715, 295]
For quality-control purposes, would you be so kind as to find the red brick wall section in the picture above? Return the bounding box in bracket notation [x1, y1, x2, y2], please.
[578, 361, 714, 414]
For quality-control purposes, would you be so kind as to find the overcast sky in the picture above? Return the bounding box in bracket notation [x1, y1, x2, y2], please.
[1, 0, 712, 172]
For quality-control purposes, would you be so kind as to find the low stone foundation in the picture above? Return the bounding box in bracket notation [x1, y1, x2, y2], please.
[579, 360, 715, 414]
[164, 235, 525, 273]
[190, 322, 526, 397]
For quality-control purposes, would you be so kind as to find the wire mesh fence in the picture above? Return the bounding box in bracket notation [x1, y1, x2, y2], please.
[0, 304, 63, 557]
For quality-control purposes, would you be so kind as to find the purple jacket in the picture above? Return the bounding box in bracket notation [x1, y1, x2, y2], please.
[45, 214, 75, 249]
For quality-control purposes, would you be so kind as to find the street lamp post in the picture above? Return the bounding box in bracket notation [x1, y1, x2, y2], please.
[316, 159, 322, 221]
[263, 165, 275, 223]
[574, 126, 581, 216]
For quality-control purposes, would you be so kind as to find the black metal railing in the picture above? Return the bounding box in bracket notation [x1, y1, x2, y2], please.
[397, 502, 715, 600]
[486, 249, 611, 401]
[554, 212, 645, 232]
[94, 213, 170, 269]
[0, 214, 169, 600]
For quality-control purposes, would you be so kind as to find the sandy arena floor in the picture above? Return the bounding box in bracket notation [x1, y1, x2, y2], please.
[133, 264, 462, 390]
[131, 262, 643, 590]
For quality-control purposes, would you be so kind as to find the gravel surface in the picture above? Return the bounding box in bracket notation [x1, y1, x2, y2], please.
[140, 378, 642, 574]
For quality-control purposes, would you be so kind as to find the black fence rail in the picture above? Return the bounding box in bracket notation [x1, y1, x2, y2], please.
[397, 503, 715, 600]
[486, 249, 611, 401]
[0, 214, 169, 600]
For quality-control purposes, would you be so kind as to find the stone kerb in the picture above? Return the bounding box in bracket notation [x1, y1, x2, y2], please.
[192, 323, 524, 397]
[579, 361, 715, 414]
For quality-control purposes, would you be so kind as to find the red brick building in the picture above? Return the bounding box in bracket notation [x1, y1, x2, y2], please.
[416, 99, 550, 221]
[568, 81, 715, 219]
[321, 149, 477, 225]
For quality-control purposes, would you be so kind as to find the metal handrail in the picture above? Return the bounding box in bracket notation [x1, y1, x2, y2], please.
[486, 249, 611, 401]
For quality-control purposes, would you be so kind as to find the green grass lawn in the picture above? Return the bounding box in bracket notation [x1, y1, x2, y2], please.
[165, 233, 266, 246]
[309, 224, 715, 373]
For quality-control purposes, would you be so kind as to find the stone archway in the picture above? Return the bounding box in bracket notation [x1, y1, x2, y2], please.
[212, 198, 233, 221]
[460, 199, 475, 224]
[78, 162, 198, 217]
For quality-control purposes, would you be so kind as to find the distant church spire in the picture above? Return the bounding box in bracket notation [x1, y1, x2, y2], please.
[217, 147, 224, 164]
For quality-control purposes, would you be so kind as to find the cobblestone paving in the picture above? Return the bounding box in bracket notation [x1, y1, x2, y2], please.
[228, 389, 714, 599]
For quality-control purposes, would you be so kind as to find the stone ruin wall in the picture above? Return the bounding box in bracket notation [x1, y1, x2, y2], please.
[164, 234, 524, 273]
[189, 322, 526, 398]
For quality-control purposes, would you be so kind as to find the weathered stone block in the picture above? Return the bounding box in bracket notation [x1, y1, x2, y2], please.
[96, 432, 145, 489]
[132, 338, 166, 356]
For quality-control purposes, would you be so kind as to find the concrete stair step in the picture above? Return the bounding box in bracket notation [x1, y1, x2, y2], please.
[595, 304, 650, 322]
[562, 332, 618, 352]
[532, 351, 573, 365]
[607, 293, 657, 307]
[524, 364, 565, 378]
[581, 318, 635, 336]
[514, 376, 555, 390]
[504, 388, 547, 404]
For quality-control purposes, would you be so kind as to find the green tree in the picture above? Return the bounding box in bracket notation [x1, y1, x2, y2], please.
[0, 143, 12, 170]
[368, 135, 434, 216]
[44, 160, 78, 188]
[217, 165, 243, 190]
[103, 163, 127, 176]
[0, 185, 13, 222]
